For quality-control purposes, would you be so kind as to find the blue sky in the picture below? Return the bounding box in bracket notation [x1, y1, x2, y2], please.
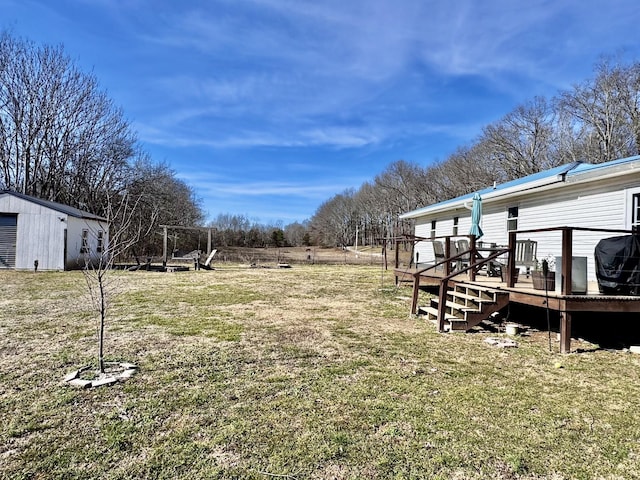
[3, 0, 640, 225]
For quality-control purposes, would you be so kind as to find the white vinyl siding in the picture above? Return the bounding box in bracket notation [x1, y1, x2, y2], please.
[409, 174, 640, 282]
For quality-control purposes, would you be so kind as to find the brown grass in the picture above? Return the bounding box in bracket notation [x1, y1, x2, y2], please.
[1, 264, 640, 479]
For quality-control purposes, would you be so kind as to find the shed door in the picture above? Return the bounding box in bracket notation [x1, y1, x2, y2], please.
[0, 214, 17, 268]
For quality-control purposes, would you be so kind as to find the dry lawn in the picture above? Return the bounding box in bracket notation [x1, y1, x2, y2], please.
[1, 264, 640, 479]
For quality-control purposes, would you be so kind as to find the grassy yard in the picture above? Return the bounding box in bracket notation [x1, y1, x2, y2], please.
[1, 264, 640, 479]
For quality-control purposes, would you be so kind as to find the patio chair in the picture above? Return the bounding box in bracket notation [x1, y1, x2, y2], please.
[456, 239, 471, 269]
[515, 239, 537, 277]
[432, 240, 445, 271]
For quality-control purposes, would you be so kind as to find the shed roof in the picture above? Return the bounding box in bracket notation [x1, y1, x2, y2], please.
[399, 154, 640, 220]
[0, 190, 107, 221]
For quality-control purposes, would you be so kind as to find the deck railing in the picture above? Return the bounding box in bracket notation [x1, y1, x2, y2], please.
[401, 227, 639, 328]
[504, 226, 638, 293]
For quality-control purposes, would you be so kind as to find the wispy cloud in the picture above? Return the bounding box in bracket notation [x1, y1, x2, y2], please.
[8, 0, 640, 223]
[180, 175, 362, 200]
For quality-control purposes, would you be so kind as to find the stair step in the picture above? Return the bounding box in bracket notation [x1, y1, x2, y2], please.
[418, 306, 462, 321]
[431, 298, 480, 313]
[426, 316, 469, 331]
[447, 291, 495, 305]
[417, 280, 511, 333]
[455, 283, 505, 298]
[448, 319, 470, 331]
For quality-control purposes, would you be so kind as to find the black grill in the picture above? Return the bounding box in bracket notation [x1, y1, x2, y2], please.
[594, 235, 640, 295]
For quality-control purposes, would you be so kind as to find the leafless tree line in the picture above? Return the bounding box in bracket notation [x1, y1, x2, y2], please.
[204, 213, 308, 249]
[0, 31, 204, 255]
[308, 57, 640, 247]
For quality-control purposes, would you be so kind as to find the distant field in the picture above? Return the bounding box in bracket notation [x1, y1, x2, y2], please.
[198, 245, 412, 266]
[1, 265, 640, 479]
[132, 245, 414, 268]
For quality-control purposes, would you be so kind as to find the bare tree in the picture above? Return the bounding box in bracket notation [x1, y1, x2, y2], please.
[557, 58, 640, 163]
[0, 31, 134, 209]
[481, 96, 556, 178]
[81, 193, 158, 375]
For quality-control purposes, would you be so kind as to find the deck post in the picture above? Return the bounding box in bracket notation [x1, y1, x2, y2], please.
[437, 279, 448, 332]
[469, 235, 477, 281]
[444, 236, 451, 276]
[507, 231, 516, 287]
[395, 237, 400, 270]
[411, 272, 420, 315]
[561, 228, 573, 295]
[409, 240, 416, 268]
[560, 311, 572, 353]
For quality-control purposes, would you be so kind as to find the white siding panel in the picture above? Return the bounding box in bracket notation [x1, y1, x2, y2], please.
[66, 217, 109, 270]
[16, 212, 65, 270]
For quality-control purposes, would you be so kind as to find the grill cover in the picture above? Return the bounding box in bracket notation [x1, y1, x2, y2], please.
[594, 235, 640, 295]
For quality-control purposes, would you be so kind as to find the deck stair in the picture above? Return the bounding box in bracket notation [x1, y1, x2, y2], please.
[418, 282, 509, 331]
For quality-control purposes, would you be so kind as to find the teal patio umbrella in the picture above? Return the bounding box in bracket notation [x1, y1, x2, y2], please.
[469, 193, 483, 239]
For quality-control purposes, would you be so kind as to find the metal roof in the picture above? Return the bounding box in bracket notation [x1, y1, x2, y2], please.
[400, 154, 640, 220]
[0, 190, 107, 221]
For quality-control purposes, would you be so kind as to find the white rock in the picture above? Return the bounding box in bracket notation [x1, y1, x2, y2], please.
[92, 376, 118, 387]
[68, 378, 92, 388]
[63, 370, 79, 382]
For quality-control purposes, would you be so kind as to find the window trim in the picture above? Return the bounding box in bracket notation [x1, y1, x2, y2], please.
[626, 188, 640, 231]
[507, 206, 519, 232]
[97, 230, 104, 253]
[80, 229, 89, 254]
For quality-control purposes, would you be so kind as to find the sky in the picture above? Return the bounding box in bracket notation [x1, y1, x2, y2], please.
[2, 0, 640, 225]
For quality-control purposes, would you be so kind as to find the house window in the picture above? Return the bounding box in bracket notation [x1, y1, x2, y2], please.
[632, 193, 640, 232]
[452, 217, 459, 236]
[507, 206, 519, 232]
[430, 220, 437, 239]
[81, 229, 89, 253]
[97, 231, 104, 253]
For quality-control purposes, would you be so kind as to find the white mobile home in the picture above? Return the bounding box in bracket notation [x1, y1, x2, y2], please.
[0, 190, 108, 271]
[400, 155, 640, 283]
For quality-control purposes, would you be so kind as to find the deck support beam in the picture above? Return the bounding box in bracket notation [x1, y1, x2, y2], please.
[411, 273, 420, 315]
[437, 279, 448, 332]
[561, 229, 573, 295]
[560, 311, 572, 353]
[507, 232, 516, 287]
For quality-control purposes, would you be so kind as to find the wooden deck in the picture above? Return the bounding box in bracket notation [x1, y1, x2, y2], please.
[394, 266, 640, 353]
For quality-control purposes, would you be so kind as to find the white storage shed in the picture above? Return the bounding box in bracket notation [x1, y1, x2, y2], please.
[0, 190, 108, 271]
